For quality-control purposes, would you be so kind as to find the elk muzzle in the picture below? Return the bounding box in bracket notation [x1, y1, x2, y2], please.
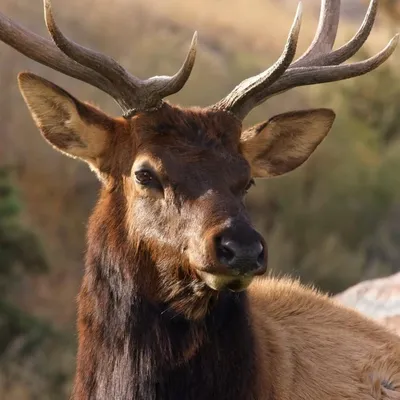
[198, 222, 267, 292]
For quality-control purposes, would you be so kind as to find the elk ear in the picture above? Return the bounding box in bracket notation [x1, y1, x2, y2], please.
[18, 72, 113, 168]
[240, 109, 335, 178]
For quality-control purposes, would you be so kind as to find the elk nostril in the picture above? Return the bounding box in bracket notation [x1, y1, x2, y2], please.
[216, 237, 235, 263]
[257, 246, 265, 266]
[219, 244, 236, 263]
[214, 231, 266, 273]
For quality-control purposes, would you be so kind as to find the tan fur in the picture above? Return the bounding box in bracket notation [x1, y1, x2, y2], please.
[18, 73, 109, 167]
[241, 109, 335, 177]
[249, 277, 400, 399]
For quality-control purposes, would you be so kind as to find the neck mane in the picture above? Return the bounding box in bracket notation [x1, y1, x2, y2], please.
[72, 190, 257, 400]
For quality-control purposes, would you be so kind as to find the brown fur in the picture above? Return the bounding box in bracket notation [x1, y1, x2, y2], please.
[17, 73, 400, 399]
[241, 109, 335, 177]
[249, 277, 400, 399]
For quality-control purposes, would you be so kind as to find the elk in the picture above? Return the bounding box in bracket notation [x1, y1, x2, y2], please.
[1, 0, 400, 398]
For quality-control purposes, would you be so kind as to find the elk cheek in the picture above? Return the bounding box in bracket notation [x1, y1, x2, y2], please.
[186, 234, 209, 272]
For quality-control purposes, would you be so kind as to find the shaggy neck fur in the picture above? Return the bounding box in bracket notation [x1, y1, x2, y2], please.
[71, 190, 258, 400]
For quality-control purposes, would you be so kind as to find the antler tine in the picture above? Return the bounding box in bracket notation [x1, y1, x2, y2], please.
[43, 0, 197, 115]
[144, 32, 198, 99]
[294, 0, 341, 66]
[0, 11, 114, 96]
[253, 34, 399, 108]
[214, 0, 398, 121]
[0, 0, 197, 116]
[43, 0, 138, 90]
[294, 0, 378, 68]
[213, 2, 303, 118]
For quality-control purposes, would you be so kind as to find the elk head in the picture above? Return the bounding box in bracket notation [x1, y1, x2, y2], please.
[1, 0, 397, 318]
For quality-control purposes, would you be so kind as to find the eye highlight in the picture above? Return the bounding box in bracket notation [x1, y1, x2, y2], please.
[135, 169, 157, 186]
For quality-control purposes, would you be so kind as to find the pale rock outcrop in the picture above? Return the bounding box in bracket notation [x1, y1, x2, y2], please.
[335, 272, 400, 335]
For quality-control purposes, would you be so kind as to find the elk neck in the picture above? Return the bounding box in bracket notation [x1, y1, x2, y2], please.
[73, 187, 258, 400]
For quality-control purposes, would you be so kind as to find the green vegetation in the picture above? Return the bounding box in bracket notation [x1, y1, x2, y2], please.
[0, 166, 48, 355]
[0, 167, 73, 399]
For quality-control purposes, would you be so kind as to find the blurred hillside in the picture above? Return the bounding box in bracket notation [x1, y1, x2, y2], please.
[1, 0, 400, 398]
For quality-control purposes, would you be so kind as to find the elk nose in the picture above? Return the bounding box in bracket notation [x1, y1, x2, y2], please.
[215, 229, 266, 276]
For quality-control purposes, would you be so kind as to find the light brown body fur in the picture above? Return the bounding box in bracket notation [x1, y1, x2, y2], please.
[249, 277, 400, 399]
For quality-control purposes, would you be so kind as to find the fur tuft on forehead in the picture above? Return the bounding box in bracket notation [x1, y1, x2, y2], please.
[131, 103, 243, 151]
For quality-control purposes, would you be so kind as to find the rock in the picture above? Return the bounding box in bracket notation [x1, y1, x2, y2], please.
[334, 272, 400, 336]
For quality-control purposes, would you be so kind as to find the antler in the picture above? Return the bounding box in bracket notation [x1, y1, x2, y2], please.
[0, 0, 197, 117]
[213, 0, 399, 121]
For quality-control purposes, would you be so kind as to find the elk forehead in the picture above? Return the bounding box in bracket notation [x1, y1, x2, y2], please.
[133, 106, 242, 149]
[130, 106, 251, 195]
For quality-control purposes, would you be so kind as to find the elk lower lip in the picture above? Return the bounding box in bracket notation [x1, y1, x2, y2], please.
[197, 271, 253, 292]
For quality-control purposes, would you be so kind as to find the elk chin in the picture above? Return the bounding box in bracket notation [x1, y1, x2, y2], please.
[197, 271, 253, 292]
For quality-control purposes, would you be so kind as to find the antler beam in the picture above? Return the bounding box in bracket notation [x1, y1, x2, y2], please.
[213, 0, 398, 120]
[0, 0, 198, 117]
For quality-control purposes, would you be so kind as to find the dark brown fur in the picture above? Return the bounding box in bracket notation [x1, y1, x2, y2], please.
[68, 104, 262, 399]
[72, 189, 258, 399]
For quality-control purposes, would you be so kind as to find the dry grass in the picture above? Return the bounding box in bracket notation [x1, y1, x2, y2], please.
[131, 0, 317, 54]
[130, 0, 395, 56]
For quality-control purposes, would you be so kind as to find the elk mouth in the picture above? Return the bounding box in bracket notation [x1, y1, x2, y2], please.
[196, 271, 254, 292]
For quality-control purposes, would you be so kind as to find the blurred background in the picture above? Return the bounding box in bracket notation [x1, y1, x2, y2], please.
[1, 0, 400, 398]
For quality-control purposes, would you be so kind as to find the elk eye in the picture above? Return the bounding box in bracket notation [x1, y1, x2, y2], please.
[135, 170, 157, 186]
[244, 178, 255, 193]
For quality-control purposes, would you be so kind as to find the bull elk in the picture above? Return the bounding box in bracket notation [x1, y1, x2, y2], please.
[1, 0, 400, 399]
